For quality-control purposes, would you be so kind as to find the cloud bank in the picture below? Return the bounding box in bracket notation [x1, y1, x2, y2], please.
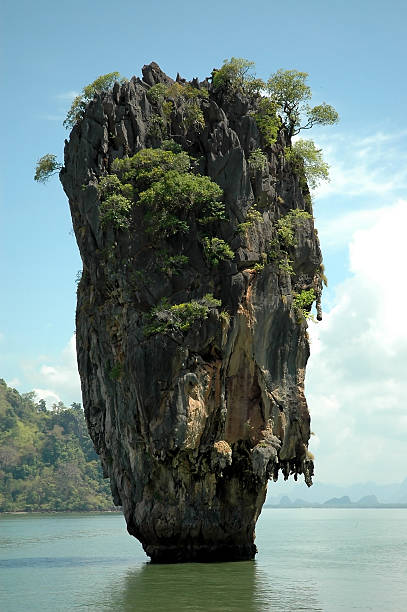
[307, 199, 407, 483]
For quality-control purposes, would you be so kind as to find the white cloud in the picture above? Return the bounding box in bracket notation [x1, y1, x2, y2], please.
[316, 206, 385, 250]
[33, 388, 61, 406]
[32, 335, 81, 407]
[313, 130, 407, 201]
[306, 199, 407, 484]
[6, 377, 21, 388]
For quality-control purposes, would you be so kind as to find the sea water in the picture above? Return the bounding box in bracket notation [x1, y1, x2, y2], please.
[1, 508, 406, 611]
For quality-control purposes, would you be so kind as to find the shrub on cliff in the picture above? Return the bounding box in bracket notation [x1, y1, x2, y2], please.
[96, 146, 233, 271]
[253, 98, 281, 147]
[145, 294, 221, 336]
[212, 58, 264, 98]
[102, 147, 227, 240]
[147, 82, 208, 135]
[34, 154, 62, 183]
[112, 148, 191, 189]
[64, 72, 126, 129]
[248, 148, 268, 173]
[293, 288, 316, 320]
[139, 171, 224, 236]
[202, 237, 234, 266]
[285, 139, 330, 189]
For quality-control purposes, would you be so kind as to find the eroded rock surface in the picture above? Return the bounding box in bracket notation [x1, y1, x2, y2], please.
[61, 63, 323, 562]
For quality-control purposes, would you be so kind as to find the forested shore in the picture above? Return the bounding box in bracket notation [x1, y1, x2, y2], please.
[0, 378, 116, 512]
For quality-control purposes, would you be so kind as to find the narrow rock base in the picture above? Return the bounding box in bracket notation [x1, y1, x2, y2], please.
[145, 542, 258, 564]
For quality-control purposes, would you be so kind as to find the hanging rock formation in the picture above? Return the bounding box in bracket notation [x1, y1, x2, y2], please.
[61, 62, 323, 562]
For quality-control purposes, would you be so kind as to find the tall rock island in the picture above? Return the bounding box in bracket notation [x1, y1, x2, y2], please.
[61, 62, 323, 562]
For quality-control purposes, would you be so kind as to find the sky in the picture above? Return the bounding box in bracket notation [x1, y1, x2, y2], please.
[1, 0, 406, 485]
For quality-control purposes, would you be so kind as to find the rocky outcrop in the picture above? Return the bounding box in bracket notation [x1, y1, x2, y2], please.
[61, 63, 323, 562]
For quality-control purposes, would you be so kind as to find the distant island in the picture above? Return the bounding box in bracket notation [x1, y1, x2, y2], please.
[265, 476, 407, 508]
[265, 494, 407, 509]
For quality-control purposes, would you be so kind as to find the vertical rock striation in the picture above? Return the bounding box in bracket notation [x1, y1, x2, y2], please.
[61, 63, 323, 562]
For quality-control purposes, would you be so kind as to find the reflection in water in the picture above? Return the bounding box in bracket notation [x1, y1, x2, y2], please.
[102, 561, 258, 612]
[100, 560, 322, 612]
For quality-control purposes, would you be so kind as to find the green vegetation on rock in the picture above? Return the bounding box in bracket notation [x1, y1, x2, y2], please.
[139, 170, 224, 236]
[213, 58, 337, 186]
[34, 154, 62, 183]
[285, 139, 330, 189]
[98, 146, 232, 277]
[112, 147, 190, 189]
[253, 98, 281, 147]
[292, 288, 316, 320]
[147, 81, 208, 135]
[202, 237, 234, 266]
[64, 72, 126, 129]
[265, 209, 313, 279]
[0, 379, 114, 512]
[156, 251, 189, 275]
[277, 209, 312, 249]
[212, 58, 264, 98]
[237, 205, 264, 233]
[248, 148, 268, 173]
[145, 294, 221, 336]
[100, 193, 133, 229]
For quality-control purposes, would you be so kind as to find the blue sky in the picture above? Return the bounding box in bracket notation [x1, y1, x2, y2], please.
[1, 0, 406, 484]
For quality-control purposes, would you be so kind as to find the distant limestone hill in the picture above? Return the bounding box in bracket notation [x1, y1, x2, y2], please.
[266, 476, 407, 505]
[265, 493, 407, 508]
[323, 495, 352, 507]
[0, 379, 115, 512]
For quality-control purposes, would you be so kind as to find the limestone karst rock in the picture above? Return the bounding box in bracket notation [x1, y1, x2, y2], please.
[60, 62, 323, 562]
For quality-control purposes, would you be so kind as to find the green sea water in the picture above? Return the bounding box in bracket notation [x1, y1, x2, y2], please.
[1, 508, 406, 611]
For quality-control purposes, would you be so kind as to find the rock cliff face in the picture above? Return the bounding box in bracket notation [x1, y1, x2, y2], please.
[61, 63, 323, 562]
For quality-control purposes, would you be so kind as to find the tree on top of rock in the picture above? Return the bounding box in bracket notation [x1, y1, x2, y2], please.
[267, 69, 339, 138]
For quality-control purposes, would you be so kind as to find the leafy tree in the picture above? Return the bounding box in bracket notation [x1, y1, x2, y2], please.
[285, 139, 330, 189]
[212, 58, 264, 96]
[34, 154, 62, 183]
[64, 72, 125, 129]
[253, 97, 281, 147]
[267, 69, 339, 138]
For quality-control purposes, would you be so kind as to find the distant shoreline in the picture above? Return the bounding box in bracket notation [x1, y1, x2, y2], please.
[2, 506, 407, 516]
[264, 504, 407, 509]
[0, 509, 122, 515]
